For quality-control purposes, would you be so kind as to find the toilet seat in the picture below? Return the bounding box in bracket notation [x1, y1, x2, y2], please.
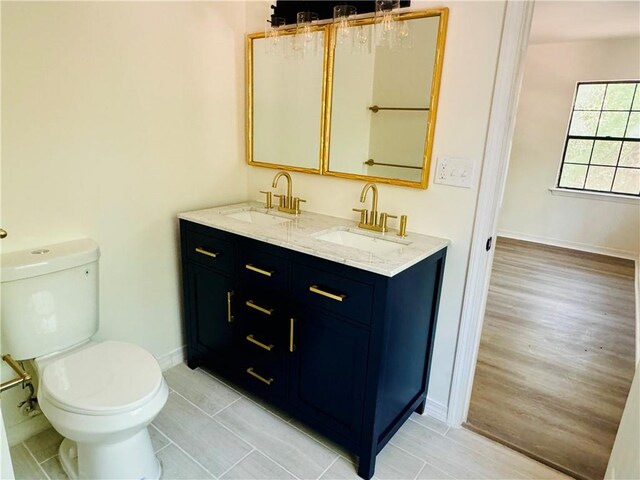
[40, 341, 163, 416]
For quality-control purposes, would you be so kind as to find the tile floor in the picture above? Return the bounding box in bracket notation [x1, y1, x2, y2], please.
[10, 364, 570, 480]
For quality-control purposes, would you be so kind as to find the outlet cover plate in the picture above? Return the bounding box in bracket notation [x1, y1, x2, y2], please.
[434, 156, 474, 188]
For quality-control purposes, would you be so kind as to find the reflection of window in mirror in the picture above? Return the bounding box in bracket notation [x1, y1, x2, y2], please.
[327, 13, 444, 186]
[250, 30, 325, 172]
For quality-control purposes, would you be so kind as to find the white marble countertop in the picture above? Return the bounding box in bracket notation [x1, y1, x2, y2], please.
[178, 202, 449, 277]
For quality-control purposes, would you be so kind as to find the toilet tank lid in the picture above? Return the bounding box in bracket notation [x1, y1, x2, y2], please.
[1, 238, 100, 282]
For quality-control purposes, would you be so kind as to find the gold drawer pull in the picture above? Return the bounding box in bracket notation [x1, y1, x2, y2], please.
[227, 291, 234, 323]
[309, 285, 347, 302]
[245, 264, 274, 277]
[289, 318, 296, 352]
[245, 300, 274, 316]
[246, 367, 273, 385]
[195, 247, 219, 258]
[246, 334, 274, 352]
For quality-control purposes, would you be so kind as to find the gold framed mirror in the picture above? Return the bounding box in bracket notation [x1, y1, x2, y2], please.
[323, 9, 448, 188]
[246, 26, 329, 173]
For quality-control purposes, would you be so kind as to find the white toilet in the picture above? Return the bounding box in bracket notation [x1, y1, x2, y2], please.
[1, 238, 168, 480]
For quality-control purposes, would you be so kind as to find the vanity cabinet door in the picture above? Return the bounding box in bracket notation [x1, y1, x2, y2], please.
[289, 308, 368, 441]
[187, 263, 236, 375]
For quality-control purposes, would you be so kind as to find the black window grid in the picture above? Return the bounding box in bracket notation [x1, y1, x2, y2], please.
[557, 80, 640, 197]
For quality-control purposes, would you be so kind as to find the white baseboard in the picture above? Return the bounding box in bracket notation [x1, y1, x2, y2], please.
[497, 230, 638, 260]
[423, 397, 448, 423]
[156, 346, 186, 372]
[636, 257, 640, 365]
[6, 413, 51, 446]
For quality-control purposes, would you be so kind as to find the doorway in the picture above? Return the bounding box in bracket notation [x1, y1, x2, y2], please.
[462, 2, 639, 479]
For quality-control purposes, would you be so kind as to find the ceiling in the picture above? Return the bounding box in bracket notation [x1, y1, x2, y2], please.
[529, 1, 640, 45]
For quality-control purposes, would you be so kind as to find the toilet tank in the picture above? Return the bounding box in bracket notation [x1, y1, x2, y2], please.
[1, 239, 100, 361]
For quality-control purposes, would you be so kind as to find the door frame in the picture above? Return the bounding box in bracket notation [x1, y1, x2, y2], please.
[446, 0, 535, 427]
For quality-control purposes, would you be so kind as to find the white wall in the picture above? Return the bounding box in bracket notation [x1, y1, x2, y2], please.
[605, 362, 640, 480]
[246, 0, 507, 411]
[1, 1, 248, 443]
[498, 38, 640, 258]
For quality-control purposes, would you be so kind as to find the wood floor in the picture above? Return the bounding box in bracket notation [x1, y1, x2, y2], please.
[467, 237, 636, 480]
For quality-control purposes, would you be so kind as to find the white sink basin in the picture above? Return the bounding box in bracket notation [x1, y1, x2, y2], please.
[225, 210, 292, 225]
[314, 229, 408, 255]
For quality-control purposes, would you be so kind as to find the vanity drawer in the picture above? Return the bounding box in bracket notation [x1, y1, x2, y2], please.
[186, 230, 236, 275]
[235, 290, 283, 324]
[238, 349, 286, 402]
[239, 248, 290, 291]
[291, 263, 374, 325]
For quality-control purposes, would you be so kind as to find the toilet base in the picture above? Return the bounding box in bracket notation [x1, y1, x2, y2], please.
[58, 428, 161, 480]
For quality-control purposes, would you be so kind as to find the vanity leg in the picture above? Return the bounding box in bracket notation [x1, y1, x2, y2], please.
[357, 448, 376, 480]
[415, 398, 426, 415]
[186, 352, 200, 370]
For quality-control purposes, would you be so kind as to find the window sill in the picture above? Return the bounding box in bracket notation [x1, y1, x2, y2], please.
[548, 187, 639, 204]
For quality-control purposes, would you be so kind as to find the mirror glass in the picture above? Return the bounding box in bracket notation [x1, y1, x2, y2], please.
[248, 29, 326, 172]
[325, 13, 445, 187]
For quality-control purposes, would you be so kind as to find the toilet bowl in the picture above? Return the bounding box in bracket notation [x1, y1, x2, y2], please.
[36, 340, 168, 479]
[0, 239, 169, 479]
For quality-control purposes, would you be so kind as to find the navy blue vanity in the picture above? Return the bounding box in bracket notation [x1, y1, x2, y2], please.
[179, 206, 447, 479]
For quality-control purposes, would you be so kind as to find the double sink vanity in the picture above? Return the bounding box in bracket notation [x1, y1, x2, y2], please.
[178, 174, 448, 479]
[180, 6, 451, 478]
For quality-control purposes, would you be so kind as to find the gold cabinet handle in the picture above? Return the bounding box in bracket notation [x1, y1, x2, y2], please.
[246, 334, 274, 352]
[195, 247, 219, 258]
[245, 264, 274, 277]
[245, 300, 274, 316]
[227, 291, 234, 323]
[289, 318, 296, 353]
[246, 367, 273, 385]
[309, 285, 347, 302]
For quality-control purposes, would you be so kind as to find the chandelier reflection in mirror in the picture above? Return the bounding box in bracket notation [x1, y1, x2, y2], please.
[375, 0, 410, 49]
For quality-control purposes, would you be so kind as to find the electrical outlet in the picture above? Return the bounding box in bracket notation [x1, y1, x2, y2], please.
[434, 156, 474, 188]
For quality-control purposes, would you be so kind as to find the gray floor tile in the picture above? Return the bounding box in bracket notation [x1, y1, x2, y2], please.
[165, 364, 240, 416]
[375, 444, 425, 480]
[319, 458, 360, 480]
[221, 451, 295, 480]
[416, 462, 454, 480]
[149, 424, 171, 452]
[216, 398, 337, 479]
[158, 444, 213, 479]
[409, 413, 449, 436]
[41, 456, 69, 480]
[153, 392, 252, 477]
[10, 444, 47, 480]
[390, 420, 505, 479]
[24, 428, 63, 462]
[288, 419, 355, 461]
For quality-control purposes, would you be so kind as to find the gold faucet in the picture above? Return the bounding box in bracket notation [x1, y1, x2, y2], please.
[271, 171, 305, 214]
[353, 182, 397, 233]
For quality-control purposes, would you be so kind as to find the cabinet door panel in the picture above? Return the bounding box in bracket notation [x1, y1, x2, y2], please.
[189, 264, 235, 372]
[289, 308, 368, 441]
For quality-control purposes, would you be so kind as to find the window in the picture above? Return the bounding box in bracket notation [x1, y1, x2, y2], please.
[557, 81, 640, 197]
